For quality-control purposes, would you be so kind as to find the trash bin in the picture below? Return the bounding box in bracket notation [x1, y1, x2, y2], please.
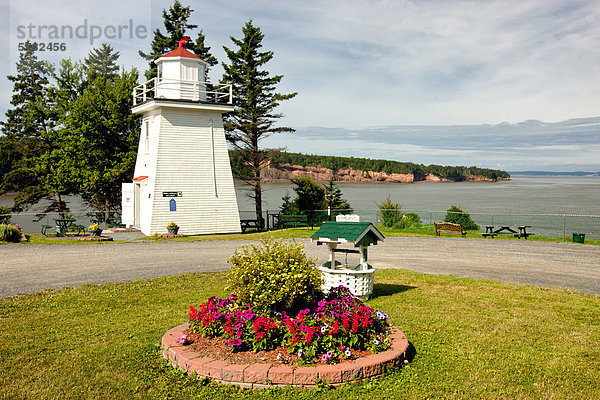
[573, 233, 585, 244]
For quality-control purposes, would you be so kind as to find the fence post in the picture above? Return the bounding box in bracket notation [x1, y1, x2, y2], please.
[563, 215, 566, 242]
[429, 211, 433, 235]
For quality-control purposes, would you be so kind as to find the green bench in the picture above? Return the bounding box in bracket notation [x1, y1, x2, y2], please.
[41, 225, 53, 236]
[280, 214, 309, 229]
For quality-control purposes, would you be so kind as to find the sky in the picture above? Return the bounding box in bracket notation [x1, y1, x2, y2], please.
[1, 0, 600, 171]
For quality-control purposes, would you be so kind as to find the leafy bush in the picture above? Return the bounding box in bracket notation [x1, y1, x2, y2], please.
[226, 240, 322, 315]
[0, 206, 11, 224]
[0, 224, 22, 242]
[376, 197, 422, 229]
[399, 212, 422, 229]
[376, 195, 403, 227]
[187, 286, 390, 363]
[444, 205, 479, 230]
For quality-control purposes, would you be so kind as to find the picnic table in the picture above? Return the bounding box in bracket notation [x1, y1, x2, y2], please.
[240, 219, 260, 233]
[481, 225, 534, 239]
[52, 218, 76, 237]
[516, 225, 534, 239]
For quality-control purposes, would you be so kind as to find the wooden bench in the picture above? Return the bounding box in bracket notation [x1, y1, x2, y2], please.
[434, 222, 467, 237]
[280, 214, 309, 229]
[240, 219, 260, 233]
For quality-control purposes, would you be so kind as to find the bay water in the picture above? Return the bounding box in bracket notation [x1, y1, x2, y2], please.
[2, 176, 599, 237]
[237, 176, 600, 216]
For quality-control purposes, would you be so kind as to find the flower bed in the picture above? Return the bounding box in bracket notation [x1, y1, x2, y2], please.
[162, 323, 409, 389]
[185, 286, 391, 366]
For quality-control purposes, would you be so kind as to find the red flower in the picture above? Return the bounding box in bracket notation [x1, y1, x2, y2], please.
[332, 319, 339, 335]
[342, 315, 349, 330]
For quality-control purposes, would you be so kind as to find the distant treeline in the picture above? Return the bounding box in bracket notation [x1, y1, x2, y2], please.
[266, 152, 510, 181]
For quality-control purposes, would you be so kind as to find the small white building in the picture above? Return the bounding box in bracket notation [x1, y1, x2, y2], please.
[122, 40, 240, 236]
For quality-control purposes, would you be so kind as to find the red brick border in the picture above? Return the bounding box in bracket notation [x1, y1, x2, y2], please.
[161, 323, 410, 389]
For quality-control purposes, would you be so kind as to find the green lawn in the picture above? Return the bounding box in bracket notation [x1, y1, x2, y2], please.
[1, 270, 599, 399]
[15, 226, 600, 246]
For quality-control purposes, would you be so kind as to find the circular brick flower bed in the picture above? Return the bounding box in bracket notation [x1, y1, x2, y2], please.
[162, 323, 409, 389]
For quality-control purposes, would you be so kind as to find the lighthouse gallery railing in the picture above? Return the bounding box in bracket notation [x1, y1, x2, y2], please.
[133, 78, 233, 105]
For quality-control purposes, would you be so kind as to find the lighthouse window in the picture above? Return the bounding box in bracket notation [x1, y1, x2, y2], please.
[181, 63, 197, 82]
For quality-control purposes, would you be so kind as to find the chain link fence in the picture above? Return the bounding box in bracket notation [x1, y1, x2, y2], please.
[241, 209, 600, 242]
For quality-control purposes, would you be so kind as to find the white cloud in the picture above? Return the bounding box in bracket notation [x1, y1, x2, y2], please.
[2, 0, 600, 170]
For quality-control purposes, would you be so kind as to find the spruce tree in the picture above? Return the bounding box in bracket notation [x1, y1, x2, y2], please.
[84, 43, 120, 79]
[1, 41, 54, 157]
[324, 176, 352, 215]
[222, 20, 297, 228]
[139, 1, 217, 80]
[290, 176, 326, 224]
[0, 41, 72, 216]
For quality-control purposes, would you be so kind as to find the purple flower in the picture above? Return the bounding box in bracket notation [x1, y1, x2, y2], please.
[322, 354, 328, 361]
[326, 351, 333, 358]
[234, 323, 243, 330]
[214, 312, 221, 319]
[227, 338, 242, 346]
[276, 353, 282, 360]
[298, 349, 303, 357]
[175, 334, 187, 344]
[345, 349, 352, 357]
[243, 309, 254, 320]
[373, 339, 380, 345]
[376, 311, 388, 320]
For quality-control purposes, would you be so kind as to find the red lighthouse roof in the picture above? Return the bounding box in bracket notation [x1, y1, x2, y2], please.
[160, 36, 201, 60]
[161, 46, 200, 59]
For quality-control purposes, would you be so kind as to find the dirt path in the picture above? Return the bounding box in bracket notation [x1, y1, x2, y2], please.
[2, 237, 599, 298]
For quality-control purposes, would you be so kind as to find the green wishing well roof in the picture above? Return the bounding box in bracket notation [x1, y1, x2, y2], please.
[311, 221, 384, 244]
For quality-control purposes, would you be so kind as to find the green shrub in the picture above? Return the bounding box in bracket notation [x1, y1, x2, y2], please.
[376, 195, 403, 227]
[0, 224, 22, 243]
[226, 240, 322, 315]
[399, 212, 422, 228]
[444, 205, 479, 230]
[0, 206, 11, 225]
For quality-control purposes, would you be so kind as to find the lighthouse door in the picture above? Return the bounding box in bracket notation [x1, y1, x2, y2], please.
[121, 183, 135, 227]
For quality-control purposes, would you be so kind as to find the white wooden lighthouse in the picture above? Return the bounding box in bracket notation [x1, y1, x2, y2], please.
[121, 38, 241, 236]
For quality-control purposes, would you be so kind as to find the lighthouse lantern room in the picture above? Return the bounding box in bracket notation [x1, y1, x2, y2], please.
[122, 38, 240, 236]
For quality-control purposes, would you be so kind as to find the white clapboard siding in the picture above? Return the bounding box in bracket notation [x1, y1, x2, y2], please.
[143, 107, 240, 235]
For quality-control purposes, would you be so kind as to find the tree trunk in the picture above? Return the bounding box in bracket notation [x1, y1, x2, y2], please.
[254, 176, 264, 229]
[104, 198, 111, 229]
[53, 192, 66, 218]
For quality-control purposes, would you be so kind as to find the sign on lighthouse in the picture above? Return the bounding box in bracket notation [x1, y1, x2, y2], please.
[121, 38, 240, 236]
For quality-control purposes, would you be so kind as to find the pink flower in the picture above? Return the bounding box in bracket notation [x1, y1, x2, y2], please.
[175, 334, 187, 344]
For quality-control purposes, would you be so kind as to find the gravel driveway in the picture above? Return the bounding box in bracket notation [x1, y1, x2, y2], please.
[2, 237, 599, 298]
